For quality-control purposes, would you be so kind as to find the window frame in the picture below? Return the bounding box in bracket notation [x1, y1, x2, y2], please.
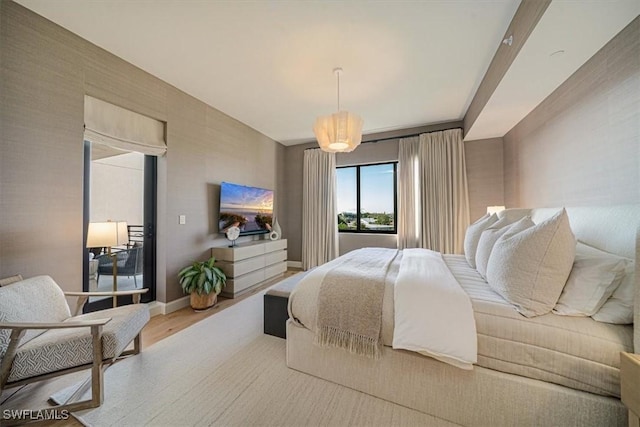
[336, 161, 398, 234]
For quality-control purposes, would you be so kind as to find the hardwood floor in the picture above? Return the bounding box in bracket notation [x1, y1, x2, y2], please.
[142, 269, 300, 348]
[4, 269, 301, 427]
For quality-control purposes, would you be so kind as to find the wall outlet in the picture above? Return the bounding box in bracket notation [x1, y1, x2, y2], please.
[179, 215, 186, 225]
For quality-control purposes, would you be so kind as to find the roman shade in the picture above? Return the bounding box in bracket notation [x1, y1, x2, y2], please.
[84, 95, 166, 156]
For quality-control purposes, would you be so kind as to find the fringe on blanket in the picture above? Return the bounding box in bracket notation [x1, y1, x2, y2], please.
[315, 325, 382, 359]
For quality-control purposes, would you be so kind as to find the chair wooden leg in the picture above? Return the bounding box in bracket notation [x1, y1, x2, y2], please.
[0, 326, 104, 426]
[1, 329, 25, 391]
[91, 324, 104, 407]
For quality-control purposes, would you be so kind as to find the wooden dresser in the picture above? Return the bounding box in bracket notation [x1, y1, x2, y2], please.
[211, 239, 287, 298]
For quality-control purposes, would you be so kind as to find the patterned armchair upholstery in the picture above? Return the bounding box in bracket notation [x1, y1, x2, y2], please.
[0, 275, 149, 418]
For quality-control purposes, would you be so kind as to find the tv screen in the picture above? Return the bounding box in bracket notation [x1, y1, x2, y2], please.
[218, 182, 274, 236]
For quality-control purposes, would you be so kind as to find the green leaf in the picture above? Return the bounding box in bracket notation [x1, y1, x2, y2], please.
[197, 271, 206, 287]
[180, 275, 193, 293]
[178, 265, 194, 277]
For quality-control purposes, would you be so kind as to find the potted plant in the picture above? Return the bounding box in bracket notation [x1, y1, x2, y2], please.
[178, 257, 227, 310]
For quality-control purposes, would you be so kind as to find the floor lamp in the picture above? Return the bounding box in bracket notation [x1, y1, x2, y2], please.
[87, 220, 129, 307]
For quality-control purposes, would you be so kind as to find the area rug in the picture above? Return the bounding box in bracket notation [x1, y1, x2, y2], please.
[48, 289, 454, 426]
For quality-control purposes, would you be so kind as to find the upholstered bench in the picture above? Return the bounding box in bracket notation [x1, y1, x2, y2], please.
[264, 271, 308, 339]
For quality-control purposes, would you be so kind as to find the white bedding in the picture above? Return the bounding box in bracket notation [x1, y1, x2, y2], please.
[289, 251, 633, 397]
[392, 249, 477, 369]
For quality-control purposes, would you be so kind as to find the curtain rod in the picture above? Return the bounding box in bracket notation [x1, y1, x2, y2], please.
[303, 126, 463, 150]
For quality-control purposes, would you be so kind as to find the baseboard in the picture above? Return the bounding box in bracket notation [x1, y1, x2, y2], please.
[287, 261, 303, 269]
[146, 296, 190, 316]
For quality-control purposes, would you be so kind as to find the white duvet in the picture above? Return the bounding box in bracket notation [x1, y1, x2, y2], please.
[392, 249, 477, 370]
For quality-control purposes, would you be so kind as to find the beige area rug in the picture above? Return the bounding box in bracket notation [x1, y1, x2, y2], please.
[4, 289, 456, 426]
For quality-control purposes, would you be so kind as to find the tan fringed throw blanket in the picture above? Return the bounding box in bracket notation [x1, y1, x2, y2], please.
[315, 248, 399, 359]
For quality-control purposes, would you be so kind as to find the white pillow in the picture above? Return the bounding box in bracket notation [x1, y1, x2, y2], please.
[475, 216, 533, 279]
[592, 262, 635, 324]
[486, 209, 576, 318]
[464, 213, 498, 269]
[553, 243, 630, 316]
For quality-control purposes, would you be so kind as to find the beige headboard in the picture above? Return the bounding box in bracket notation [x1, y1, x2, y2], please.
[499, 205, 640, 353]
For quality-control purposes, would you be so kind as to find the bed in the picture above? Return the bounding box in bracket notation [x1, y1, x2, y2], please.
[286, 205, 639, 426]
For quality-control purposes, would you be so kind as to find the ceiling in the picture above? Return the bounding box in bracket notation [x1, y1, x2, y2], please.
[15, 0, 640, 145]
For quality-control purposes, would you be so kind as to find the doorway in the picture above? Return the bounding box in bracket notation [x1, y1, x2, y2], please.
[82, 141, 156, 312]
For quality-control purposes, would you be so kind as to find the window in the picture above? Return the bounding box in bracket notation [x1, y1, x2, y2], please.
[336, 162, 397, 233]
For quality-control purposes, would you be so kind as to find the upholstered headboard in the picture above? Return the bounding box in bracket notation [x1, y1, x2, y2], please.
[498, 205, 640, 353]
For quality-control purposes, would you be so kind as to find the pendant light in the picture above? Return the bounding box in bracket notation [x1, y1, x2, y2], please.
[313, 68, 363, 153]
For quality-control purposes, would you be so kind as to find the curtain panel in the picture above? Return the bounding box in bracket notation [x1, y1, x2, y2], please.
[302, 149, 338, 270]
[398, 136, 420, 249]
[398, 129, 470, 254]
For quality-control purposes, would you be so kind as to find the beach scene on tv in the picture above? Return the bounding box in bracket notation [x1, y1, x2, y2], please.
[219, 182, 273, 235]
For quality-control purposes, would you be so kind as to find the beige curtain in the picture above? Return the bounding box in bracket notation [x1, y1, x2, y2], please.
[302, 149, 338, 270]
[419, 129, 469, 254]
[397, 129, 470, 254]
[397, 136, 420, 249]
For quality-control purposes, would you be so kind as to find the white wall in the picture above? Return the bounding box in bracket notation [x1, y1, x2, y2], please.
[90, 152, 144, 225]
[503, 18, 639, 208]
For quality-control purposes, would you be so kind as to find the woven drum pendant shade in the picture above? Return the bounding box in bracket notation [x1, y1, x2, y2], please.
[313, 110, 363, 153]
[313, 67, 363, 153]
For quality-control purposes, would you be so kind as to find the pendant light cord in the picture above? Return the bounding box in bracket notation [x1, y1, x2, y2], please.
[334, 67, 343, 112]
[336, 70, 340, 112]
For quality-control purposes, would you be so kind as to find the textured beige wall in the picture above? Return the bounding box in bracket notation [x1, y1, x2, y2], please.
[464, 138, 504, 222]
[283, 142, 316, 263]
[0, 1, 283, 302]
[504, 17, 639, 209]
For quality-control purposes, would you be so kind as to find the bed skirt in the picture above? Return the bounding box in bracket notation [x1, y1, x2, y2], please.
[286, 320, 626, 426]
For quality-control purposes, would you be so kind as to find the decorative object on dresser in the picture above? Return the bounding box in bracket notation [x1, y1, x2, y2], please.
[178, 257, 227, 310]
[225, 225, 241, 247]
[272, 217, 282, 239]
[212, 239, 287, 298]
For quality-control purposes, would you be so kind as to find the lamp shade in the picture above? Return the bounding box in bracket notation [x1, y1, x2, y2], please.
[87, 221, 129, 248]
[313, 111, 363, 153]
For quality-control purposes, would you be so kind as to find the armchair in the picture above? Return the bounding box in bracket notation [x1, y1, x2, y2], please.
[0, 276, 149, 424]
[96, 245, 144, 288]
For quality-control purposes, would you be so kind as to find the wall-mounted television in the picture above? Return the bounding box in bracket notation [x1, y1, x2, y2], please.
[218, 181, 273, 236]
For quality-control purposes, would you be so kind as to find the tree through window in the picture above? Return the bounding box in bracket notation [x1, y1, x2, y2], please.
[336, 162, 397, 233]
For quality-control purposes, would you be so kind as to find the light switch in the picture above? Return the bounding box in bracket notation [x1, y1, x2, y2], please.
[179, 215, 186, 225]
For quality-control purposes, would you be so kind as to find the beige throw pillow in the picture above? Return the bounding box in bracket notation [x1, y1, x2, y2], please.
[464, 213, 498, 268]
[553, 243, 630, 316]
[592, 262, 635, 324]
[486, 209, 576, 317]
[475, 216, 533, 279]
